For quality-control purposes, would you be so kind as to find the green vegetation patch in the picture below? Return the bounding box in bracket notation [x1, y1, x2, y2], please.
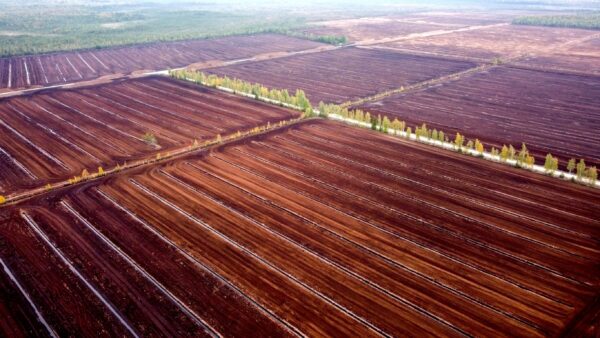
[513, 13, 600, 30]
[0, 5, 307, 57]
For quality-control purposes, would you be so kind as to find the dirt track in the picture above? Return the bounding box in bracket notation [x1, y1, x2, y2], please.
[2, 120, 598, 336]
[0, 34, 324, 90]
[0, 76, 299, 195]
[359, 66, 600, 168]
[208, 47, 476, 104]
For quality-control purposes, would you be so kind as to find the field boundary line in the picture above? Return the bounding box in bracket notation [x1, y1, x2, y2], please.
[60, 200, 222, 338]
[206, 154, 574, 307]
[130, 179, 392, 338]
[0, 117, 69, 170]
[180, 162, 548, 334]
[350, 23, 509, 47]
[230, 146, 588, 287]
[299, 127, 600, 229]
[159, 168, 475, 336]
[0, 145, 37, 179]
[2, 111, 308, 206]
[20, 210, 140, 338]
[95, 188, 306, 338]
[8, 103, 104, 164]
[276, 134, 597, 245]
[94, 188, 306, 337]
[0, 257, 59, 338]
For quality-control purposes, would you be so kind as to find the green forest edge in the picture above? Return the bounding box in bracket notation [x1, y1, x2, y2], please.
[170, 69, 599, 189]
[512, 13, 600, 30]
[0, 26, 346, 59]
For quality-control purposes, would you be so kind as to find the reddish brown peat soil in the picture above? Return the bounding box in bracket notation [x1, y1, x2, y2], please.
[0, 34, 324, 90]
[0, 202, 291, 336]
[208, 47, 476, 104]
[381, 25, 598, 60]
[0, 259, 49, 338]
[0, 76, 299, 195]
[300, 19, 460, 42]
[513, 37, 600, 75]
[358, 66, 600, 168]
[3, 119, 598, 336]
[401, 13, 511, 26]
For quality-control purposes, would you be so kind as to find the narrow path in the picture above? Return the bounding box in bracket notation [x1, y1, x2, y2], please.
[0, 257, 59, 338]
[60, 200, 221, 338]
[20, 211, 140, 338]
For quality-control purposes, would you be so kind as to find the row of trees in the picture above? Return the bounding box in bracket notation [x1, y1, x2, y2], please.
[319, 102, 600, 185]
[546, 156, 598, 183]
[170, 70, 313, 115]
[171, 69, 599, 188]
[67, 166, 107, 185]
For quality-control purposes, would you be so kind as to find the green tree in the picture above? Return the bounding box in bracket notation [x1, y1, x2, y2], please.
[576, 159, 586, 180]
[454, 133, 464, 150]
[364, 112, 371, 124]
[544, 154, 558, 173]
[567, 158, 576, 173]
[587, 166, 598, 184]
[438, 130, 445, 143]
[517, 143, 528, 165]
[526, 155, 535, 167]
[475, 139, 484, 154]
[142, 132, 157, 145]
[382, 116, 391, 133]
[508, 145, 516, 161]
[500, 145, 509, 161]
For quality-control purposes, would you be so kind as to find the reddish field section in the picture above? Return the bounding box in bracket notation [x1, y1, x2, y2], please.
[359, 66, 600, 167]
[0, 34, 324, 90]
[208, 47, 476, 104]
[0, 76, 299, 194]
[380, 25, 598, 61]
[301, 18, 460, 42]
[1, 120, 598, 336]
[513, 37, 600, 75]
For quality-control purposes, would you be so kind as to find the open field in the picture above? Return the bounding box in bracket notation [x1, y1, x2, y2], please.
[208, 47, 476, 104]
[401, 12, 512, 26]
[512, 37, 600, 75]
[359, 66, 600, 168]
[0, 76, 299, 194]
[301, 18, 462, 42]
[379, 25, 599, 60]
[1, 120, 598, 336]
[0, 34, 324, 90]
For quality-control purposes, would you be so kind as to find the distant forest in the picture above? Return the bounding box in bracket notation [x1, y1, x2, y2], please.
[513, 13, 600, 30]
[0, 3, 351, 57]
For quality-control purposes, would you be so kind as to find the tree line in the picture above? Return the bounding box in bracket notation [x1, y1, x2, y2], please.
[170, 70, 313, 116]
[513, 14, 600, 30]
[170, 69, 599, 188]
[318, 100, 598, 185]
